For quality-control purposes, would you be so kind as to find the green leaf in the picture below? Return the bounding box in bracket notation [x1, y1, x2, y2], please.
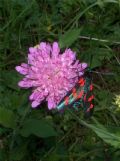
[1, 71, 21, 91]
[0, 149, 6, 161]
[90, 58, 102, 68]
[0, 107, 16, 128]
[10, 144, 28, 161]
[69, 111, 120, 148]
[86, 123, 120, 148]
[90, 47, 113, 68]
[59, 28, 81, 48]
[20, 119, 57, 138]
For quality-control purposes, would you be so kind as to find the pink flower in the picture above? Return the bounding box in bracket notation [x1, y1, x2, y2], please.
[15, 42, 87, 109]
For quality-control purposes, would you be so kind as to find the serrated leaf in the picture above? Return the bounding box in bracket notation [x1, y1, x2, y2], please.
[0, 107, 16, 128]
[59, 28, 81, 48]
[20, 119, 57, 138]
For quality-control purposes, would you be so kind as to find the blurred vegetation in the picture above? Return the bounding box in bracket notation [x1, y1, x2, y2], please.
[0, 0, 120, 161]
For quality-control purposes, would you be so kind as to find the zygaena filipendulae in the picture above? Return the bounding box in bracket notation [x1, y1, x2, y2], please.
[56, 68, 94, 117]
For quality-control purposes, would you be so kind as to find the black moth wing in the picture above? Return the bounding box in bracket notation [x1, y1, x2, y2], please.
[56, 79, 85, 111]
[56, 67, 94, 118]
[83, 70, 94, 118]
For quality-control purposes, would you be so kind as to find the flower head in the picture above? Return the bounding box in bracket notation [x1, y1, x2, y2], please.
[16, 42, 87, 109]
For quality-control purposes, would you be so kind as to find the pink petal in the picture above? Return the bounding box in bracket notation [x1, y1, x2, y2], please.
[52, 42, 60, 58]
[31, 101, 40, 108]
[64, 49, 76, 60]
[81, 63, 88, 69]
[39, 42, 49, 59]
[78, 63, 87, 72]
[15, 65, 28, 75]
[18, 80, 32, 88]
[28, 54, 35, 65]
[48, 98, 56, 110]
[29, 47, 36, 53]
[79, 72, 84, 76]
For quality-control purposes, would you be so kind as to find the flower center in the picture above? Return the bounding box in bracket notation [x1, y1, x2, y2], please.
[47, 69, 60, 80]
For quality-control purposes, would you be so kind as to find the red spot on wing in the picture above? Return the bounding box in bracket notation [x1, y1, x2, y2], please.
[64, 96, 69, 105]
[88, 95, 94, 102]
[87, 103, 94, 112]
[90, 103, 94, 109]
[78, 78, 85, 87]
[77, 90, 84, 99]
[78, 78, 84, 84]
[84, 94, 87, 101]
[90, 84, 93, 91]
[72, 87, 77, 98]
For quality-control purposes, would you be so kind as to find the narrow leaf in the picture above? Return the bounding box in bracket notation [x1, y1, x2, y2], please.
[86, 123, 120, 148]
